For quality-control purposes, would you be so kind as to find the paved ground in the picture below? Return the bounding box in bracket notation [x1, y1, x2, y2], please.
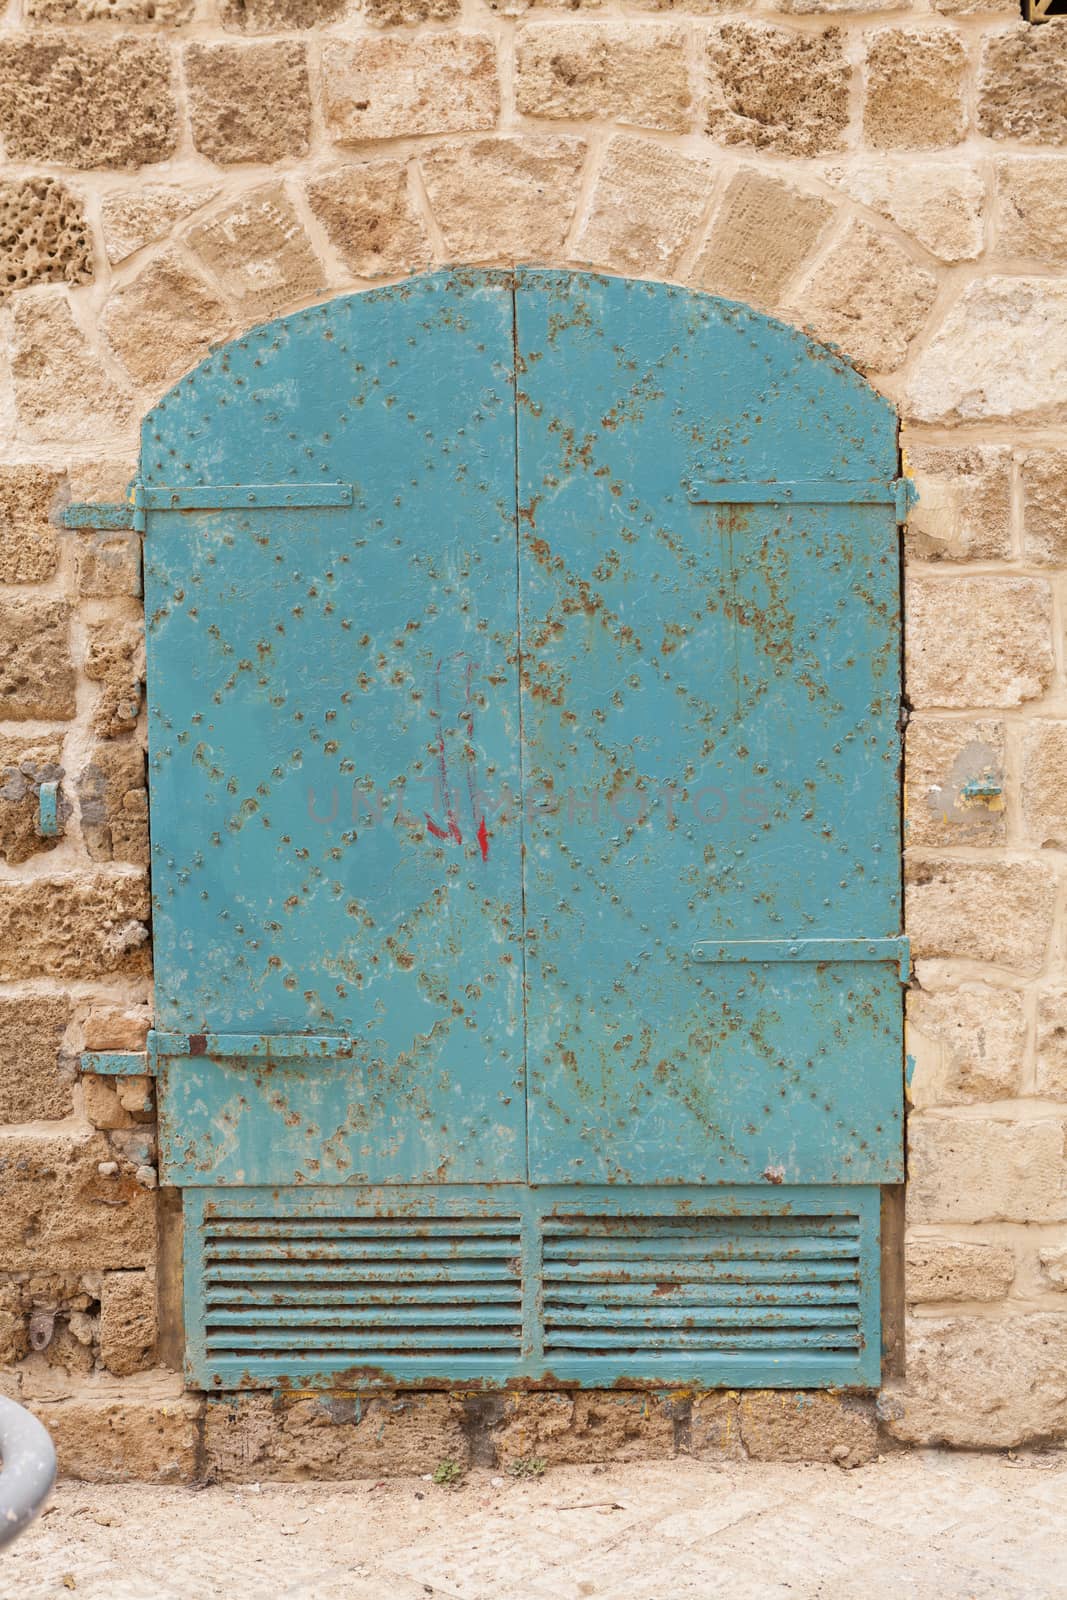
[5, 1450, 1067, 1599]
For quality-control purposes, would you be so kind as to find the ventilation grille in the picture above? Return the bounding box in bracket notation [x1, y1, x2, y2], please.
[203, 1214, 523, 1364]
[542, 1214, 864, 1358]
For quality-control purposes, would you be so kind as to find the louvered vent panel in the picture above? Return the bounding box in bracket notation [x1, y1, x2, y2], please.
[542, 1213, 864, 1358]
[202, 1214, 523, 1365]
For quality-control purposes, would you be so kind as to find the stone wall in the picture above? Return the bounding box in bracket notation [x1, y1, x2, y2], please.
[0, 0, 1065, 1469]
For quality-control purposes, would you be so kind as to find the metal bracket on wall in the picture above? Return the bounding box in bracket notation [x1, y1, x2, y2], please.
[35, 780, 62, 839]
[81, 1051, 151, 1076]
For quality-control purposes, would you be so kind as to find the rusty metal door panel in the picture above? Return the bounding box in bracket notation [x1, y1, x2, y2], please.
[514, 271, 904, 1187]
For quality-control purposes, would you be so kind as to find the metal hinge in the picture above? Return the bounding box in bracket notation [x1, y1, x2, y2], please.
[691, 937, 911, 983]
[685, 477, 918, 524]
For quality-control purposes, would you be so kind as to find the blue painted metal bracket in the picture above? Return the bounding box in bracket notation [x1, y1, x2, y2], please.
[685, 478, 917, 523]
[81, 1051, 150, 1076]
[58, 501, 135, 531]
[149, 1031, 352, 1060]
[141, 484, 353, 512]
[691, 936, 911, 982]
[35, 780, 61, 839]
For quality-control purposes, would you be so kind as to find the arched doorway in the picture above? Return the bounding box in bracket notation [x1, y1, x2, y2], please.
[141, 269, 907, 1391]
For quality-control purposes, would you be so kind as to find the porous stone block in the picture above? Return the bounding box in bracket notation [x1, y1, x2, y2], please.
[101, 185, 220, 267]
[364, 0, 459, 21]
[688, 1392, 743, 1460]
[517, 24, 690, 132]
[904, 445, 1011, 563]
[0, 875, 151, 981]
[186, 42, 311, 164]
[825, 162, 983, 262]
[905, 1239, 1016, 1302]
[0, 735, 66, 867]
[908, 278, 1067, 424]
[737, 1392, 879, 1466]
[1021, 450, 1067, 566]
[904, 856, 1055, 974]
[0, 36, 177, 168]
[978, 25, 1067, 146]
[74, 534, 142, 600]
[324, 35, 499, 142]
[863, 27, 967, 150]
[0, 465, 62, 584]
[83, 1009, 150, 1052]
[84, 1075, 133, 1131]
[575, 136, 709, 274]
[904, 718, 1006, 848]
[186, 186, 324, 316]
[1039, 1248, 1067, 1289]
[221, 0, 345, 27]
[12, 293, 131, 444]
[489, 1392, 677, 1466]
[307, 162, 430, 278]
[78, 742, 149, 866]
[0, 179, 92, 298]
[103, 249, 230, 390]
[0, 599, 76, 722]
[100, 1271, 156, 1377]
[202, 1392, 469, 1480]
[907, 1115, 1067, 1223]
[30, 1378, 200, 1482]
[1022, 723, 1067, 850]
[1037, 988, 1067, 1099]
[705, 23, 849, 156]
[907, 984, 1024, 1105]
[424, 136, 586, 262]
[884, 1316, 1067, 1447]
[996, 157, 1067, 265]
[0, 994, 73, 1123]
[790, 220, 936, 372]
[905, 575, 1053, 708]
[0, 1129, 156, 1273]
[692, 168, 832, 306]
[27, 0, 192, 17]
[84, 619, 145, 739]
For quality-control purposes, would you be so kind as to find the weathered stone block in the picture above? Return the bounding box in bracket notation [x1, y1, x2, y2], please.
[202, 1392, 469, 1480]
[13, 293, 131, 445]
[904, 444, 1011, 563]
[576, 136, 708, 274]
[1036, 987, 1067, 1099]
[83, 1009, 150, 1052]
[307, 162, 430, 279]
[0, 875, 150, 981]
[692, 168, 831, 306]
[29, 1378, 200, 1482]
[186, 186, 323, 317]
[28, 0, 192, 18]
[78, 742, 149, 866]
[1021, 450, 1067, 566]
[221, 0, 345, 28]
[905, 576, 1053, 708]
[688, 1391, 743, 1460]
[100, 1271, 156, 1376]
[907, 984, 1024, 1105]
[0, 178, 92, 299]
[1039, 1248, 1067, 1289]
[103, 248, 229, 390]
[0, 994, 73, 1123]
[826, 162, 983, 263]
[905, 1239, 1016, 1302]
[490, 1392, 677, 1466]
[0, 466, 62, 584]
[84, 1075, 134, 1131]
[885, 1315, 1067, 1447]
[0, 36, 177, 168]
[996, 157, 1067, 265]
[324, 35, 499, 142]
[0, 599, 76, 722]
[904, 718, 1006, 849]
[0, 735, 66, 867]
[791, 221, 936, 372]
[1022, 723, 1067, 850]
[737, 1392, 878, 1465]
[0, 1130, 156, 1273]
[705, 24, 849, 156]
[74, 533, 142, 600]
[424, 136, 586, 263]
[863, 27, 967, 150]
[905, 856, 1055, 974]
[517, 24, 690, 131]
[186, 42, 311, 164]
[364, 0, 459, 21]
[908, 278, 1067, 424]
[101, 184, 220, 267]
[84, 619, 145, 739]
[907, 1115, 1067, 1223]
[979, 25, 1067, 146]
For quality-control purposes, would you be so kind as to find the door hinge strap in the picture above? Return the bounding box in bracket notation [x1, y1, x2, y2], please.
[139, 483, 353, 512]
[686, 478, 917, 522]
[147, 1031, 355, 1061]
[81, 1051, 151, 1076]
[691, 937, 910, 983]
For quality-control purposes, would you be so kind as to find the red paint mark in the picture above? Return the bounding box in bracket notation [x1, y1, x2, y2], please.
[477, 815, 490, 862]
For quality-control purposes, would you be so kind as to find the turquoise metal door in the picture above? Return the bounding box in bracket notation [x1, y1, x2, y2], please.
[112, 271, 906, 1391]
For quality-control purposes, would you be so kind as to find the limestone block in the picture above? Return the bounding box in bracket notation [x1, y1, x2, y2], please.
[0, 36, 177, 168]
[84, 1075, 134, 1131]
[0, 465, 62, 584]
[424, 137, 586, 263]
[904, 856, 1055, 974]
[84, 619, 145, 739]
[907, 1115, 1067, 1223]
[324, 35, 499, 142]
[1022, 723, 1067, 849]
[0, 599, 76, 722]
[996, 157, 1067, 265]
[186, 42, 311, 165]
[82, 1009, 150, 1052]
[1021, 450, 1067, 566]
[904, 445, 1011, 563]
[78, 742, 147, 866]
[74, 534, 142, 600]
[0, 1129, 156, 1272]
[737, 1392, 879, 1465]
[905, 1239, 1016, 1302]
[0, 735, 66, 867]
[101, 185, 220, 267]
[906, 983, 1024, 1105]
[978, 25, 1067, 146]
[0, 179, 93, 298]
[202, 1392, 469, 1481]
[306, 162, 431, 279]
[0, 994, 73, 1123]
[517, 24, 690, 132]
[28, 0, 191, 17]
[904, 718, 1006, 848]
[1039, 1248, 1067, 1289]
[221, 0, 346, 27]
[885, 1316, 1067, 1447]
[705, 24, 849, 157]
[12, 293, 132, 445]
[907, 279, 1067, 425]
[825, 162, 983, 262]
[186, 186, 324, 317]
[1036, 987, 1067, 1098]
[0, 875, 151, 981]
[489, 1392, 677, 1466]
[905, 575, 1053, 708]
[103, 248, 230, 391]
[364, 0, 458, 21]
[29, 1378, 200, 1482]
[100, 1271, 156, 1377]
[790, 221, 936, 372]
[863, 27, 967, 150]
[692, 168, 832, 306]
[575, 135, 709, 275]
